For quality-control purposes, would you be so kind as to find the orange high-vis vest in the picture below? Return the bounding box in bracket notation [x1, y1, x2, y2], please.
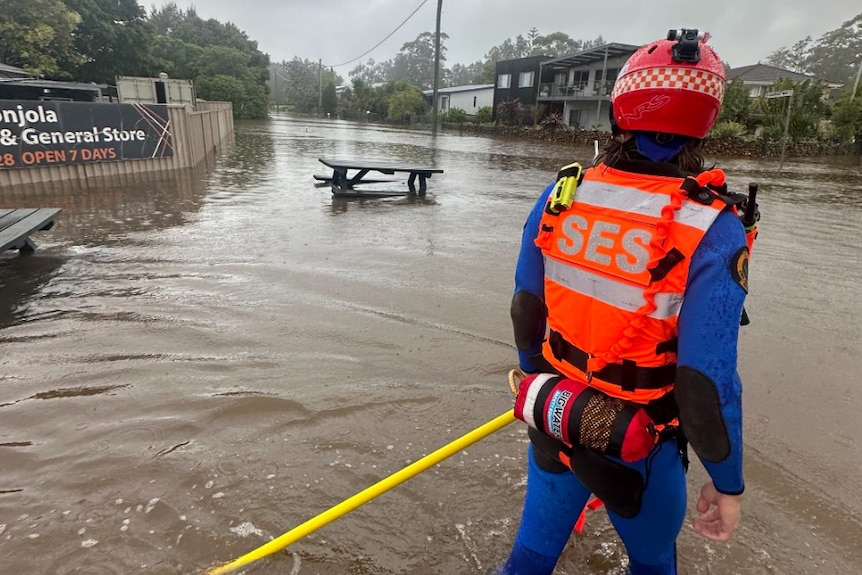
[536, 163, 733, 404]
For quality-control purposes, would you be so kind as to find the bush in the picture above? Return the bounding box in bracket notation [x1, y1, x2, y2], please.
[540, 112, 565, 130]
[473, 106, 493, 124]
[443, 107, 468, 123]
[496, 98, 524, 126]
[710, 121, 748, 138]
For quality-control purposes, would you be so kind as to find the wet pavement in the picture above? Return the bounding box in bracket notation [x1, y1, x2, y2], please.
[1, 115, 861, 574]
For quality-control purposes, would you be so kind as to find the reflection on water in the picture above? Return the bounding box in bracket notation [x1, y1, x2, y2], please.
[0, 115, 860, 575]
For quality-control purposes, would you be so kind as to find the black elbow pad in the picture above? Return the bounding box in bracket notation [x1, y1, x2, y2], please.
[510, 291, 546, 350]
[675, 366, 731, 463]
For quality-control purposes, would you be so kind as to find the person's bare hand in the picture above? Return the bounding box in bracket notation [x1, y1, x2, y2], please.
[693, 481, 742, 541]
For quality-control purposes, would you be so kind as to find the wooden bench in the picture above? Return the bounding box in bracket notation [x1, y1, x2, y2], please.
[0, 208, 61, 255]
[318, 158, 444, 197]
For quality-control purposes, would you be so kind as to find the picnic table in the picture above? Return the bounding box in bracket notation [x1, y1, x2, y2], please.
[0, 208, 61, 255]
[317, 158, 444, 197]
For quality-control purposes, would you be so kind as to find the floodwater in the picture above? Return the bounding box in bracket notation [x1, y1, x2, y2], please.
[1, 115, 861, 575]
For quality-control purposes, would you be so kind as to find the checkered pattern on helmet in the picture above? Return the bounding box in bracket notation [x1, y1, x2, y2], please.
[611, 67, 725, 101]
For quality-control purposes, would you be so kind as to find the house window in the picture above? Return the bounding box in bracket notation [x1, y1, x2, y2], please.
[519, 71, 535, 88]
[441, 95, 449, 110]
[554, 72, 567, 86]
[497, 74, 511, 89]
[572, 70, 589, 90]
[595, 68, 619, 95]
[473, 96, 477, 107]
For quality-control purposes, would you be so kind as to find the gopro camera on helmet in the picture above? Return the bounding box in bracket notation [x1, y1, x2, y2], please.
[666, 28, 703, 63]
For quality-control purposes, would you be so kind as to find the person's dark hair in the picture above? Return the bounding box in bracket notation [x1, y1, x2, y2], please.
[595, 134, 707, 175]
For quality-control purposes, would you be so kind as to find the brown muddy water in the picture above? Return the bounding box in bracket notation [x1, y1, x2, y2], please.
[1, 115, 861, 575]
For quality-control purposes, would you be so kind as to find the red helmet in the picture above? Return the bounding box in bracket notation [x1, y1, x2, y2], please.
[611, 29, 726, 139]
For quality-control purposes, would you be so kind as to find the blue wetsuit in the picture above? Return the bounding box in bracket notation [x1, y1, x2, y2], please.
[500, 168, 747, 575]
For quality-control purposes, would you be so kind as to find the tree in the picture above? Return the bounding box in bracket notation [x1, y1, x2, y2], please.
[533, 32, 582, 58]
[283, 57, 320, 113]
[193, 45, 254, 79]
[831, 91, 862, 143]
[448, 61, 486, 86]
[389, 31, 448, 89]
[66, 0, 158, 83]
[166, 7, 257, 53]
[717, 78, 753, 127]
[194, 73, 266, 119]
[349, 59, 388, 84]
[485, 37, 532, 62]
[753, 78, 827, 141]
[150, 35, 202, 80]
[195, 74, 245, 107]
[766, 13, 862, 85]
[802, 14, 862, 84]
[0, 0, 82, 78]
[321, 81, 337, 115]
[149, 2, 184, 35]
[147, 4, 270, 119]
[765, 37, 812, 73]
[387, 84, 426, 122]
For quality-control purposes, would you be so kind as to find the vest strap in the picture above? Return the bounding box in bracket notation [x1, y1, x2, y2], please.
[655, 336, 678, 354]
[648, 247, 686, 283]
[549, 330, 676, 391]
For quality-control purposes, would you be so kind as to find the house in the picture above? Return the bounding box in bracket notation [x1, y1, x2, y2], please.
[423, 84, 494, 116]
[492, 55, 554, 125]
[727, 63, 842, 98]
[536, 43, 640, 130]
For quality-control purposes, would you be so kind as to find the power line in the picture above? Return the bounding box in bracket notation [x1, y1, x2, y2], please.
[328, 0, 430, 68]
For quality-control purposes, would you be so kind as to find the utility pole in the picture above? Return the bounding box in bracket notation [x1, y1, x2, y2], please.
[273, 64, 278, 113]
[431, 0, 442, 136]
[318, 58, 323, 115]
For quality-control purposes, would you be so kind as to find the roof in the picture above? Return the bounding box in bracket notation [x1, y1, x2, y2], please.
[727, 63, 842, 87]
[541, 43, 641, 69]
[0, 62, 33, 79]
[0, 78, 103, 93]
[423, 84, 494, 96]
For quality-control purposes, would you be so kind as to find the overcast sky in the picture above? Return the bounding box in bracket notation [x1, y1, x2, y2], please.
[171, 0, 858, 72]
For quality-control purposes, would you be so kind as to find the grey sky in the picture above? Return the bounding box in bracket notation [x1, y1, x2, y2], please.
[172, 0, 858, 72]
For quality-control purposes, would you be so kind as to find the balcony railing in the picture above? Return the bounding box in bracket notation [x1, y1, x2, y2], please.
[539, 80, 615, 99]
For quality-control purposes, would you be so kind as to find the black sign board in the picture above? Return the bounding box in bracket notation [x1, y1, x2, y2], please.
[0, 101, 173, 169]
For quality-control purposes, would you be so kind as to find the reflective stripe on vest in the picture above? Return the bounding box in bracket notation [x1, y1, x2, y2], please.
[537, 164, 728, 402]
[572, 179, 722, 231]
[544, 257, 684, 319]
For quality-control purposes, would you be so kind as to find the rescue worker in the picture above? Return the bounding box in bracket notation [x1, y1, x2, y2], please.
[499, 29, 749, 575]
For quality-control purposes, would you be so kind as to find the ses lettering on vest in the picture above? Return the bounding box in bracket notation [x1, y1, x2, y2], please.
[557, 212, 654, 277]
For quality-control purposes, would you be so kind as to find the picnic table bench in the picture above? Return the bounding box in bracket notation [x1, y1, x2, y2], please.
[0, 208, 61, 255]
[317, 158, 444, 197]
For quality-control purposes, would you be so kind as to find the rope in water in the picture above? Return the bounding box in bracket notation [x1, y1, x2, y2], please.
[201, 383, 519, 575]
